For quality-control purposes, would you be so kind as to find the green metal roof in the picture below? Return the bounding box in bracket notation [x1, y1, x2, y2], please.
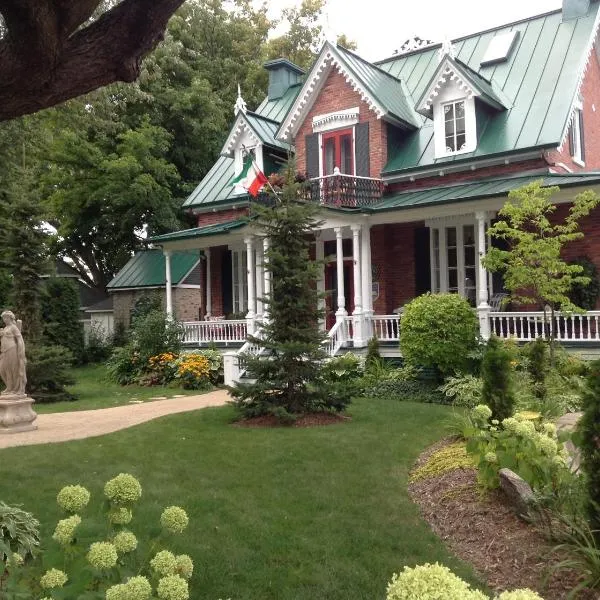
[107, 250, 200, 289]
[182, 156, 240, 209]
[369, 172, 600, 211]
[254, 83, 302, 122]
[332, 44, 421, 128]
[378, 6, 599, 174]
[149, 219, 249, 244]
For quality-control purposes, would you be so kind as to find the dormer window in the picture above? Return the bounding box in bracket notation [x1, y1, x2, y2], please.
[444, 100, 466, 153]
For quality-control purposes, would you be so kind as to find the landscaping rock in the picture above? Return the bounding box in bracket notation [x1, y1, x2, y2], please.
[499, 468, 535, 518]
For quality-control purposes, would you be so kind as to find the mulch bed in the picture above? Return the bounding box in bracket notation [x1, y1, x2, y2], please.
[409, 440, 595, 600]
[234, 412, 351, 428]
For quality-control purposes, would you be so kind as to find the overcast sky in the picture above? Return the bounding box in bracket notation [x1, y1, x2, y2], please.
[268, 0, 565, 61]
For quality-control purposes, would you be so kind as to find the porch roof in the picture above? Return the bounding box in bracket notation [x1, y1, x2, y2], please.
[369, 172, 600, 211]
[107, 249, 200, 290]
[149, 218, 249, 244]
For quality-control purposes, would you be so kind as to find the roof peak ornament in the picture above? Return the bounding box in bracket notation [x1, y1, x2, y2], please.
[234, 84, 247, 115]
[396, 36, 434, 55]
[438, 36, 457, 62]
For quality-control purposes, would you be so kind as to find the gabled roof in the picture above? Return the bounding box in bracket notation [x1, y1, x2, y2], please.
[149, 219, 249, 244]
[222, 111, 291, 156]
[182, 155, 238, 209]
[277, 41, 421, 141]
[107, 250, 200, 290]
[378, 5, 600, 174]
[415, 55, 509, 116]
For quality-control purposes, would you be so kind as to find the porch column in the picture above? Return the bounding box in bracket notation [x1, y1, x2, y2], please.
[315, 234, 326, 330]
[334, 227, 347, 321]
[237, 247, 244, 315]
[255, 243, 264, 321]
[245, 236, 256, 334]
[475, 211, 491, 340]
[263, 237, 271, 321]
[205, 248, 212, 318]
[360, 223, 373, 340]
[351, 224, 365, 346]
[164, 250, 173, 318]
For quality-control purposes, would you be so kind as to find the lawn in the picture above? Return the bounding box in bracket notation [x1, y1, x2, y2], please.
[34, 364, 205, 414]
[0, 397, 483, 599]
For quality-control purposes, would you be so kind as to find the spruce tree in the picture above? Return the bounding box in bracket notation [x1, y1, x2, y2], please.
[230, 163, 341, 421]
[482, 335, 515, 422]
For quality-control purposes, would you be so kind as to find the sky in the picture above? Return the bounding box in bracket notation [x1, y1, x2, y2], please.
[267, 0, 565, 61]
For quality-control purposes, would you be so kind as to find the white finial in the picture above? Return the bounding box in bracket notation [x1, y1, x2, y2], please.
[438, 36, 456, 62]
[323, 8, 336, 45]
[234, 84, 247, 115]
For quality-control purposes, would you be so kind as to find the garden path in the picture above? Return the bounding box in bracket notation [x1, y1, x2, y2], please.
[0, 390, 230, 449]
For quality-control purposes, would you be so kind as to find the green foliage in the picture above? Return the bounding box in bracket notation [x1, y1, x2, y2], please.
[483, 181, 600, 360]
[438, 374, 483, 408]
[400, 293, 480, 378]
[319, 352, 364, 408]
[364, 337, 382, 373]
[131, 310, 183, 367]
[464, 405, 569, 491]
[40, 277, 85, 363]
[230, 164, 346, 419]
[107, 344, 140, 385]
[0, 502, 40, 561]
[523, 338, 548, 400]
[26, 345, 76, 403]
[130, 294, 163, 325]
[1, 475, 193, 598]
[366, 366, 446, 404]
[568, 256, 600, 311]
[482, 336, 516, 422]
[409, 441, 474, 483]
[577, 359, 600, 533]
[83, 322, 113, 364]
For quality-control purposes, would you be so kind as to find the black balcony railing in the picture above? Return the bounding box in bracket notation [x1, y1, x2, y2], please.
[304, 174, 384, 207]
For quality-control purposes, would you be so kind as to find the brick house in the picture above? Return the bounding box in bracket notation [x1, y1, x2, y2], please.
[150, 0, 600, 358]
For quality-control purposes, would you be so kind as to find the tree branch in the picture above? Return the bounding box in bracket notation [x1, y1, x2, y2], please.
[0, 0, 184, 121]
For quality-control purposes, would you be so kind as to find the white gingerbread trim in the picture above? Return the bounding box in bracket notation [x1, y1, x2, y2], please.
[312, 107, 360, 132]
[558, 7, 600, 151]
[222, 114, 260, 157]
[277, 44, 386, 142]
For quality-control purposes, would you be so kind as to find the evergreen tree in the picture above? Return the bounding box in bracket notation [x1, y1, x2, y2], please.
[230, 165, 347, 421]
[41, 278, 85, 363]
[481, 335, 515, 422]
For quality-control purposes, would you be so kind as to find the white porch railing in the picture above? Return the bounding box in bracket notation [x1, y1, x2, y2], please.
[490, 311, 600, 342]
[372, 315, 401, 342]
[325, 317, 353, 356]
[181, 320, 247, 345]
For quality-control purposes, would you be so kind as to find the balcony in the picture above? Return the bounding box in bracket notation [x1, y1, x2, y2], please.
[304, 172, 384, 208]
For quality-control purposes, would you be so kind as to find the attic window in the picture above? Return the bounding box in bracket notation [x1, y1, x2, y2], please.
[480, 31, 519, 67]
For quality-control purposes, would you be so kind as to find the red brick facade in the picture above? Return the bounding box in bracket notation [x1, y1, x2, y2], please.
[197, 207, 249, 228]
[295, 69, 388, 179]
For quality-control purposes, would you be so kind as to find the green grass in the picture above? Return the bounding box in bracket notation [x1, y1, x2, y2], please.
[34, 364, 206, 414]
[0, 397, 484, 599]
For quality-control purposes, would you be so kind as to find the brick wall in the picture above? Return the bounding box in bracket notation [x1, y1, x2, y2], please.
[173, 287, 203, 321]
[295, 69, 388, 179]
[196, 207, 249, 227]
[546, 45, 600, 172]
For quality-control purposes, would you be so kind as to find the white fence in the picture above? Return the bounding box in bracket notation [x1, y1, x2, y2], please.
[181, 320, 247, 345]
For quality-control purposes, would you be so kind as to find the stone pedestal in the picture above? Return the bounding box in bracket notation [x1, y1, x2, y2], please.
[0, 394, 37, 434]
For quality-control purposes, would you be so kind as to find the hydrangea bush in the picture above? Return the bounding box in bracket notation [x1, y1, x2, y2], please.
[386, 563, 544, 600]
[1, 473, 196, 599]
[464, 405, 569, 491]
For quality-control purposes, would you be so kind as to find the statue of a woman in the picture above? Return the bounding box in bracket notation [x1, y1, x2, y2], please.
[0, 311, 27, 396]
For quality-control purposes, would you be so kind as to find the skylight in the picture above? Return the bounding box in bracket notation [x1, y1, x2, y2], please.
[480, 31, 519, 67]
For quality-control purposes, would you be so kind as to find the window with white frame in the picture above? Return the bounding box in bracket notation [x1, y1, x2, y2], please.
[570, 101, 585, 166]
[429, 221, 479, 306]
[231, 250, 248, 315]
[444, 100, 467, 153]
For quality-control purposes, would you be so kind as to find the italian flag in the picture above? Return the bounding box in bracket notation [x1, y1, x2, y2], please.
[231, 154, 268, 196]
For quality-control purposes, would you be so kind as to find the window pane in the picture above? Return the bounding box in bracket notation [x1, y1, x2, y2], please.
[456, 133, 466, 151]
[447, 247, 457, 268]
[340, 134, 353, 174]
[448, 269, 458, 289]
[455, 101, 465, 118]
[446, 227, 457, 246]
[463, 225, 475, 245]
[444, 104, 454, 120]
[464, 246, 475, 267]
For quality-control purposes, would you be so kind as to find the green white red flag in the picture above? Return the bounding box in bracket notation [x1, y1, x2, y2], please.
[231, 153, 268, 196]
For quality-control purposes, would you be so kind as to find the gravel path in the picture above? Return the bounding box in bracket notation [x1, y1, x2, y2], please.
[0, 390, 230, 449]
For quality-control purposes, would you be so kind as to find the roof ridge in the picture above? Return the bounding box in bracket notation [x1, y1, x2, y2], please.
[245, 110, 280, 125]
[375, 8, 563, 65]
[336, 43, 404, 84]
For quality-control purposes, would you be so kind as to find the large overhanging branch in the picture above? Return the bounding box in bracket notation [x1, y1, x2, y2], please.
[0, 0, 185, 121]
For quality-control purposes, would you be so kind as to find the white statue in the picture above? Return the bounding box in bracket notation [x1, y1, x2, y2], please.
[0, 310, 27, 396]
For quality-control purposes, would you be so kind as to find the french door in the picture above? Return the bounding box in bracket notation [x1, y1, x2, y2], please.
[322, 129, 354, 175]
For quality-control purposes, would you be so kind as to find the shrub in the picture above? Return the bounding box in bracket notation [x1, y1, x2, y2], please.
[1, 475, 194, 598]
[319, 352, 365, 407]
[465, 405, 569, 491]
[0, 502, 40, 561]
[173, 352, 212, 390]
[83, 321, 113, 363]
[439, 374, 483, 408]
[523, 338, 548, 400]
[131, 310, 183, 367]
[364, 337, 381, 373]
[400, 293, 479, 378]
[107, 343, 140, 385]
[482, 336, 515, 422]
[568, 256, 600, 310]
[130, 294, 163, 324]
[577, 359, 600, 533]
[26, 344, 76, 402]
[409, 441, 474, 483]
[367, 366, 446, 403]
